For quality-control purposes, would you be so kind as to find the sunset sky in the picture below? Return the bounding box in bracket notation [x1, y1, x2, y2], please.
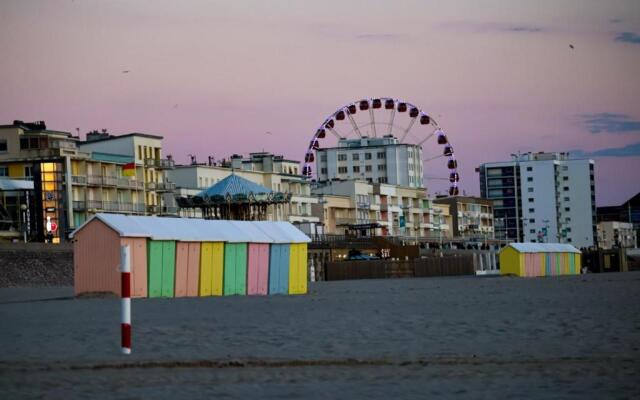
[1, 0, 639, 205]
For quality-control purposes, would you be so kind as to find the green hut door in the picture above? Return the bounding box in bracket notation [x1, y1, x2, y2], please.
[148, 240, 176, 298]
[224, 243, 247, 295]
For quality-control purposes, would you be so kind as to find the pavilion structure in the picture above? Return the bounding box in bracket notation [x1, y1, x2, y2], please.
[176, 173, 291, 221]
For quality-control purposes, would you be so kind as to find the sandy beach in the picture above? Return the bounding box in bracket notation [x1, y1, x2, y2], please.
[1, 272, 639, 399]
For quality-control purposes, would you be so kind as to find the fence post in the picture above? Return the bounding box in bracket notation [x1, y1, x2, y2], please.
[120, 245, 132, 355]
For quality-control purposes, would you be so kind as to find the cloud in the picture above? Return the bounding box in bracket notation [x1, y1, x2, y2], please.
[615, 32, 640, 44]
[581, 113, 640, 134]
[570, 142, 640, 158]
[505, 26, 544, 33]
[440, 21, 547, 34]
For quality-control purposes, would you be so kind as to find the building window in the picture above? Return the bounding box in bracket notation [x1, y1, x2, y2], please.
[377, 164, 386, 171]
[320, 154, 327, 162]
[564, 197, 570, 201]
[24, 166, 33, 177]
[563, 176, 569, 181]
[529, 208, 535, 213]
[527, 177, 533, 182]
[365, 153, 372, 160]
[377, 151, 386, 159]
[526, 167, 532, 172]
[0, 139, 7, 153]
[338, 154, 347, 161]
[378, 176, 388, 183]
[528, 198, 534, 202]
[365, 165, 372, 172]
[566, 238, 572, 243]
[352, 153, 359, 161]
[353, 166, 360, 173]
[563, 186, 569, 191]
[565, 217, 571, 222]
[320, 167, 327, 174]
[138, 145, 142, 160]
[528, 187, 533, 192]
[530, 229, 536, 234]
[338, 166, 348, 174]
[0, 166, 7, 176]
[529, 218, 535, 223]
[20, 138, 29, 149]
[564, 207, 570, 212]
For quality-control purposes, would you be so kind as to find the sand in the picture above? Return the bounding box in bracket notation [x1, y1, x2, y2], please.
[1, 272, 639, 399]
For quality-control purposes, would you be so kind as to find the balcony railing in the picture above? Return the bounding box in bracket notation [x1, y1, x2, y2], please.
[155, 182, 176, 192]
[87, 175, 102, 186]
[158, 206, 179, 215]
[102, 176, 118, 186]
[144, 158, 175, 169]
[72, 201, 86, 210]
[72, 176, 87, 185]
[87, 200, 103, 210]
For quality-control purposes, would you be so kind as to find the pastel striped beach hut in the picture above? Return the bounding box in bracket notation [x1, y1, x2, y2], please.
[71, 214, 311, 297]
[499, 243, 581, 277]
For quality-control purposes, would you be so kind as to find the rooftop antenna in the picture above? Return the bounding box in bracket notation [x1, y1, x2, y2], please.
[188, 154, 196, 165]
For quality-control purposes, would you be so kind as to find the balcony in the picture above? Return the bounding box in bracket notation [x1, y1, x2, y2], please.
[155, 182, 176, 192]
[335, 217, 357, 226]
[72, 176, 87, 185]
[87, 175, 102, 186]
[72, 200, 86, 211]
[87, 200, 103, 210]
[102, 176, 118, 187]
[146, 182, 156, 190]
[144, 158, 175, 169]
[158, 206, 179, 215]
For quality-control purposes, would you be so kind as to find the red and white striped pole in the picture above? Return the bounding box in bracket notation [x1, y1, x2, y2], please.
[120, 245, 132, 355]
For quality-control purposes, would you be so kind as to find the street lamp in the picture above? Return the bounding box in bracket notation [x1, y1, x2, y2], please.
[20, 204, 27, 243]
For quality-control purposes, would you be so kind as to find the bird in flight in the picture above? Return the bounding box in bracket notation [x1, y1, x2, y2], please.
[122, 70, 130, 73]
[569, 44, 574, 49]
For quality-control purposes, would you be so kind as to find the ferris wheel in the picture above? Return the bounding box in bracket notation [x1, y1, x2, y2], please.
[302, 97, 459, 196]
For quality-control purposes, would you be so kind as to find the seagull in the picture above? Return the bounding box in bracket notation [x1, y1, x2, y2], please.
[122, 70, 130, 73]
[569, 44, 574, 49]
[265, 131, 273, 135]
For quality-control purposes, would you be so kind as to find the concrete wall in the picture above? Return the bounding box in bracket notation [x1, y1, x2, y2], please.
[0, 243, 73, 287]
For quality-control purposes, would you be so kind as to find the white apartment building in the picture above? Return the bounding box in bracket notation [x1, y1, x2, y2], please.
[315, 136, 424, 188]
[479, 152, 596, 249]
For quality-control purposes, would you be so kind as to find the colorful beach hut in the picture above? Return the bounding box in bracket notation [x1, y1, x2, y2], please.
[71, 214, 311, 298]
[499, 243, 581, 277]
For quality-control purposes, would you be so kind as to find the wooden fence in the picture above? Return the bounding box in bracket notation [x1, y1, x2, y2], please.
[325, 254, 475, 281]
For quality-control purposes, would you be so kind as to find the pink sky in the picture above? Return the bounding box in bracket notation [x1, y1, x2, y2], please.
[1, 0, 639, 205]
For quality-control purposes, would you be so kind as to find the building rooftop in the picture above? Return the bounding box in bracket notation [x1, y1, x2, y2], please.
[79, 132, 163, 145]
[195, 173, 273, 198]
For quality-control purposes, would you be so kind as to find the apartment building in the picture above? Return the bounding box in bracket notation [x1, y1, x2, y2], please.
[166, 153, 319, 232]
[478, 152, 596, 248]
[0, 121, 175, 242]
[597, 221, 637, 249]
[433, 196, 494, 239]
[311, 179, 451, 239]
[315, 136, 424, 187]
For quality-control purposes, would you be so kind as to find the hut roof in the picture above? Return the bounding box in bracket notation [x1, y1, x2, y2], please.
[195, 174, 272, 198]
[70, 214, 311, 243]
[504, 243, 581, 254]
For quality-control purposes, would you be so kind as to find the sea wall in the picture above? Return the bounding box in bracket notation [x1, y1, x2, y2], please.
[0, 243, 73, 287]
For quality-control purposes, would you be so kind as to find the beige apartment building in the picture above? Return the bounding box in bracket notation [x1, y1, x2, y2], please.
[0, 121, 175, 242]
[311, 179, 451, 240]
[433, 196, 494, 239]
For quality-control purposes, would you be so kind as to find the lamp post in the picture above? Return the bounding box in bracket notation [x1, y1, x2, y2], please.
[20, 204, 27, 243]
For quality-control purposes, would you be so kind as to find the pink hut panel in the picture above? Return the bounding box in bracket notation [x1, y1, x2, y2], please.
[74, 219, 121, 297]
[247, 243, 269, 295]
[120, 237, 148, 298]
[175, 242, 201, 298]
